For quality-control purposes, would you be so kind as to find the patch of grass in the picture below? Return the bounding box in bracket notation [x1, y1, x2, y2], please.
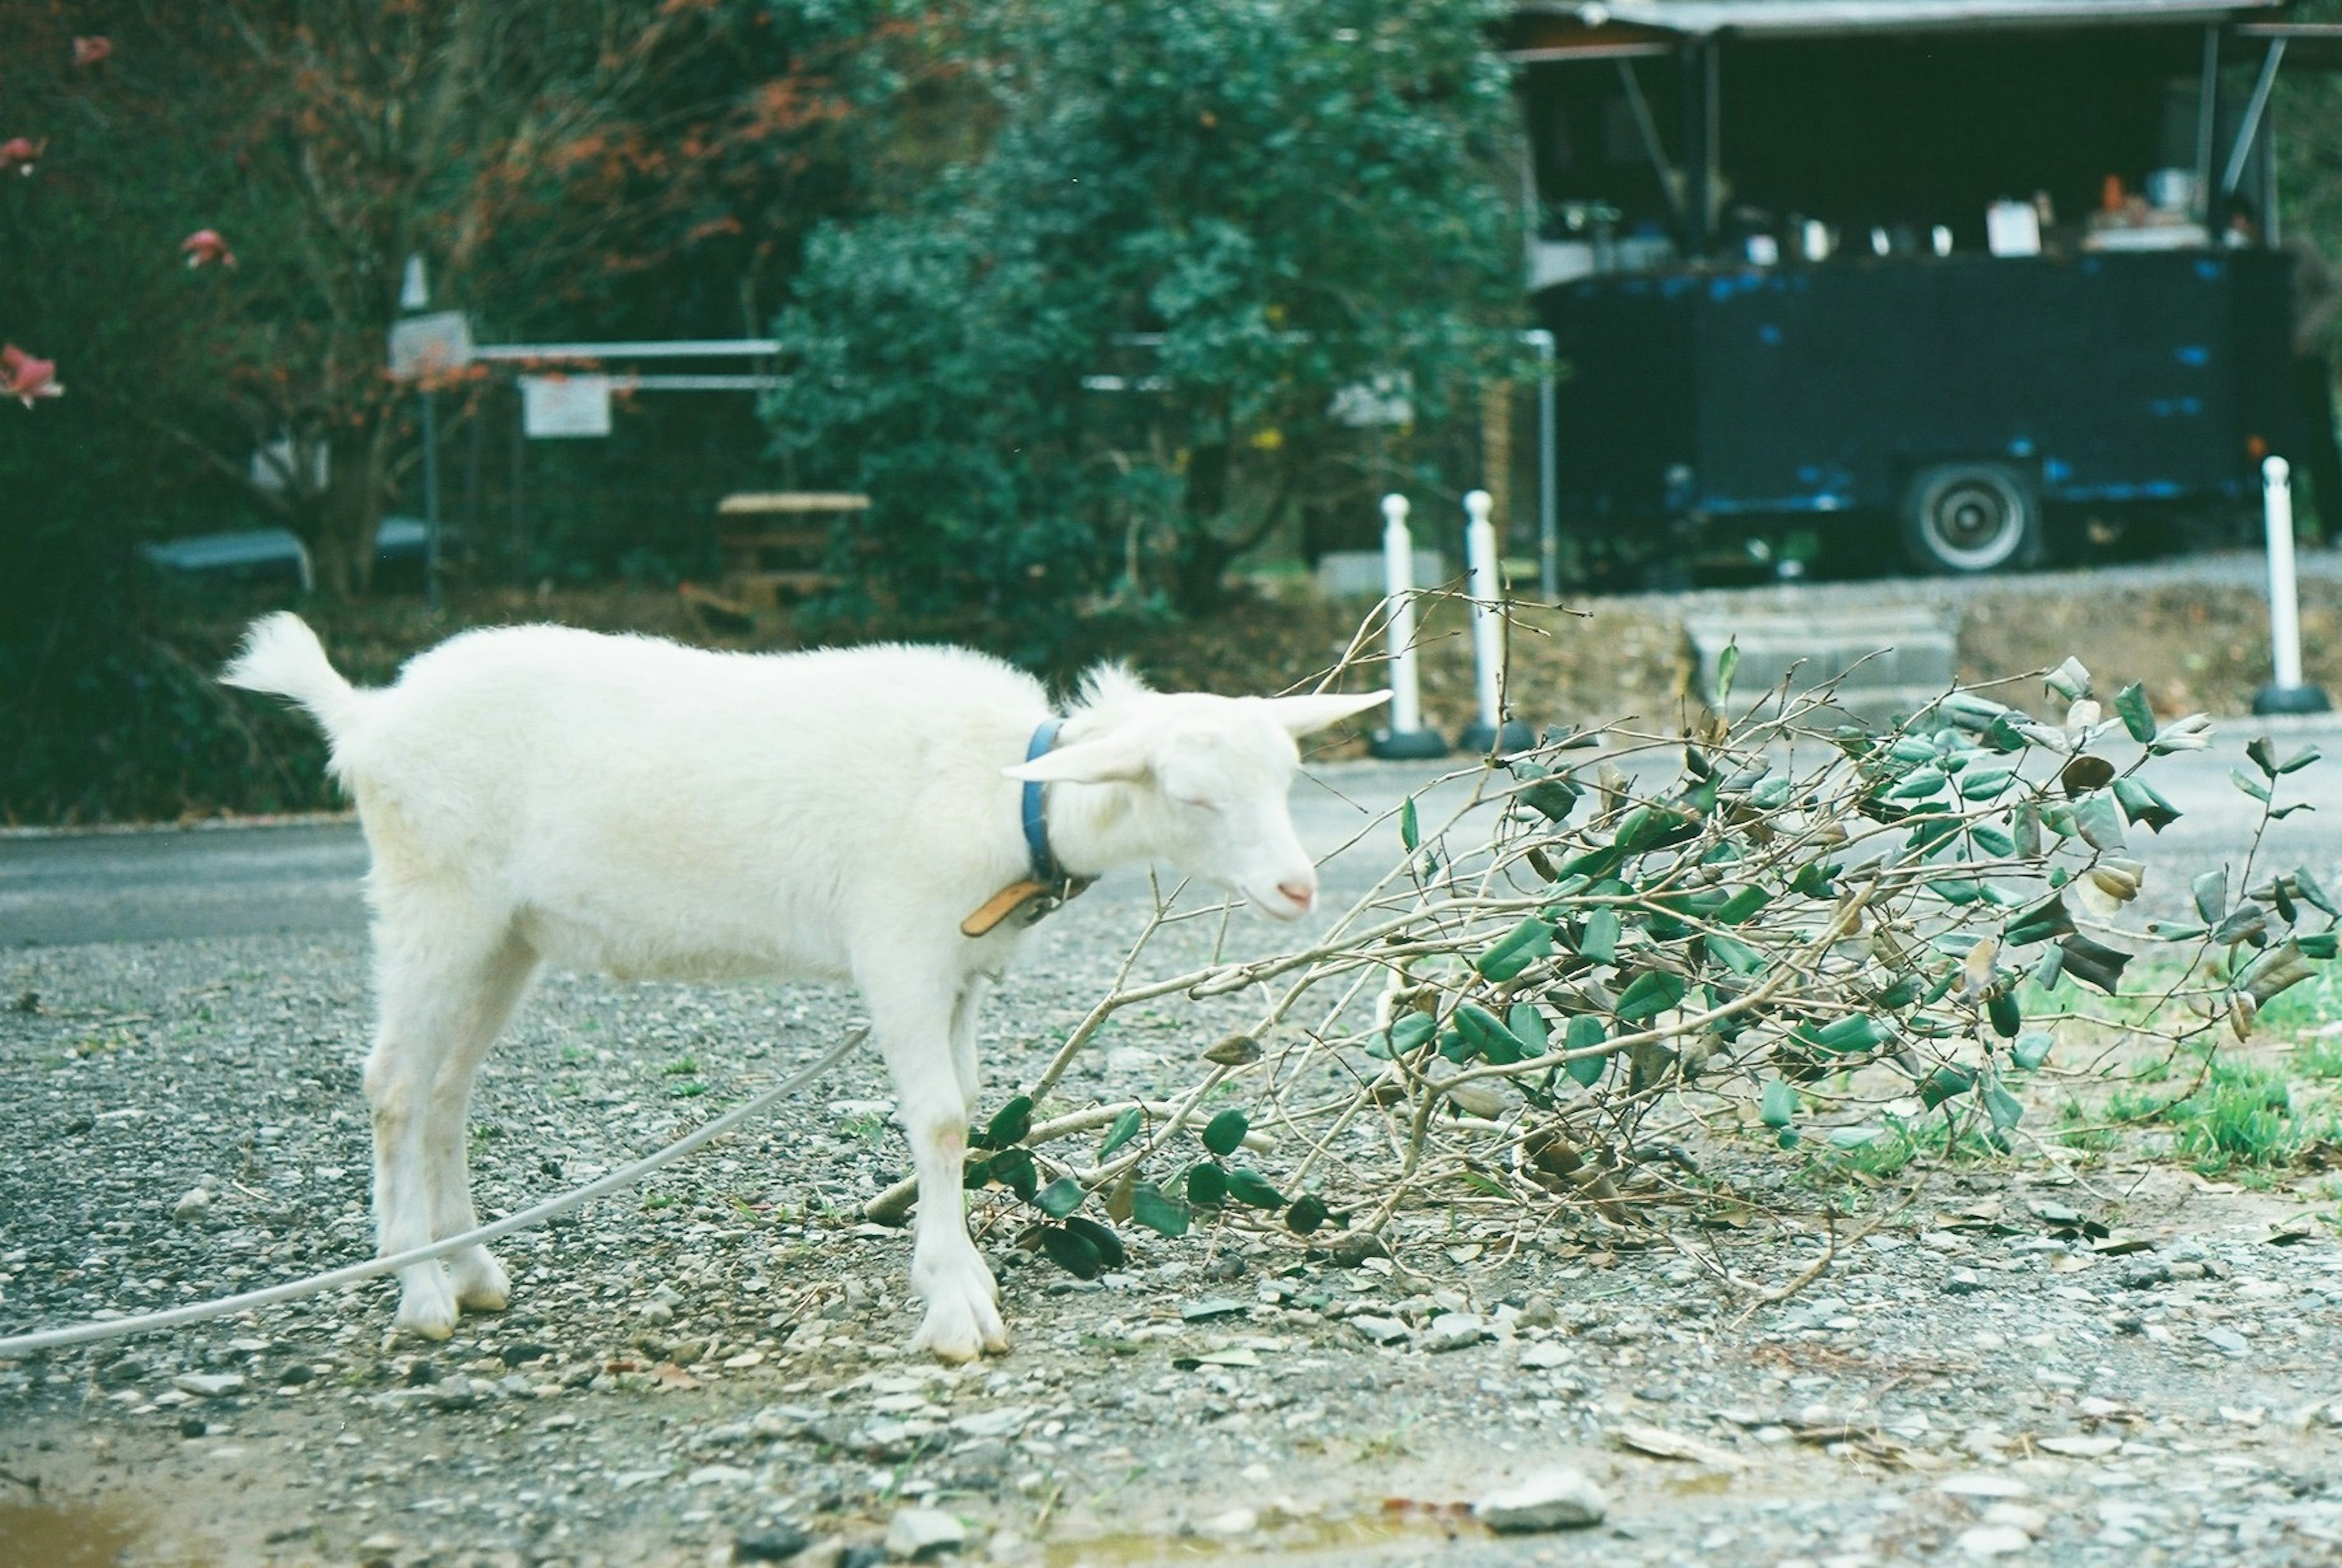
[2107, 1058, 2339, 1176]
[2054, 1100, 2121, 1153]
[2293, 1036, 2342, 1080]
[1811, 1113, 2003, 1182]
[661, 1056, 700, 1076]
[2259, 963, 2342, 1039]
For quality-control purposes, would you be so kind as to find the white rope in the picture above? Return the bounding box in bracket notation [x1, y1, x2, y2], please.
[0, 1027, 868, 1359]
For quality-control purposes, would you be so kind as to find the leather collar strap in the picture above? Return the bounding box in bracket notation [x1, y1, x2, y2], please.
[961, 718, 1095, 939]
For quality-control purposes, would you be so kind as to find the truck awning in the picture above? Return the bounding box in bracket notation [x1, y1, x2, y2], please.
[1511, 0, 2279, 48]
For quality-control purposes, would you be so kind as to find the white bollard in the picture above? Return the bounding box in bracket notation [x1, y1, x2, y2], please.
[1458, 490, 1534, 754]
[2254, 456, 2332, 715]
[1368, 494, 1449, 759]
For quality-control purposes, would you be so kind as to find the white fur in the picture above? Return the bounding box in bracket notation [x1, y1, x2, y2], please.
[221, 614, 1384, 1361]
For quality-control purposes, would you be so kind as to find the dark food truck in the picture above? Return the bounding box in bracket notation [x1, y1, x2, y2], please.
[1507, 0, 2342, 579]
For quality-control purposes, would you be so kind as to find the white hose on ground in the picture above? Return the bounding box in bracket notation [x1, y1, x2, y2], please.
[0, 1027, 868, 1359]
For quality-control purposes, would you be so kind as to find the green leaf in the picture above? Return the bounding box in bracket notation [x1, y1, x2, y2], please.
[990, 1147, 1038, 1202]
[2193, 868, 2229, 923]
[1888, 765, 1947, 801]
[1706, 933, 1763, 975]
[1968, 823, 2015, 857]
[1580, 908, 1620, 964]
[1454, 1000, 1527, 1064]
[1982, 1078, 2025, 1134]
[1816, 1014, 1890, 1054]
[2013, 800, 2044, 859]
[2073, 790, 2127, 851]
[2232, 768, 2272, 804]
[1614, 970, 1687, 1020]
[2277, 744, 2323, 775]
[1958, 768, 2015, 801]
[1921, 1064, 1978, 1109]
[1760, 1078, 1798, 1128]
[2011, 1031, 2053, 1070]
[1716, 640, 1740, 704]
[1476, 916, 1557, 980]
[1399, 796, 1419, 851]
[2247, 736, 2281, 779]
[2113, 682, 2156, 743]
[1097, 1106, 1144, 1162]
[2005, 892, 2075, 947]
[2058, 934, 2132, 995]
[1038, 1225, 1103, 1280]
[1185, 1161, 1228, 1209]
[1563, 1014, 1608, 1087]
[1519, 778, 1581, 822]
[1034, 1176, 1086, 1219]
[1226, 1169, 1282, 1208]
[2294, 867, 2337, 916]
[1506, 1002, 1550, 1053]
[1388, 1011, 1437, 1057]
[1061, 1214, 1126, 1269]
[1130, 1182, 1190, 1238]
[1987, 989, 2022, 1038]
[1201, 1109, 1249, 1158]
[1715, 885, 1770, 926]
[2298, 932, 2338, 959]
[2113, 776, 2179, 833]
[1284, 1194, 1330, 1235]
[977, 1095, 1033, 1151]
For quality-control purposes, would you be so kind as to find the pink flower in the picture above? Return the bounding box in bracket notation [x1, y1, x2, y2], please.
[1, 344, 64, 408]
[181, 229, 237, 269]
[0, 137, 45, 177]
[73, 36, 113, 68]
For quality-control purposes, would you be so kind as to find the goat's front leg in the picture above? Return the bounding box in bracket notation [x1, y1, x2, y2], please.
[863, 975, 1008, 1363]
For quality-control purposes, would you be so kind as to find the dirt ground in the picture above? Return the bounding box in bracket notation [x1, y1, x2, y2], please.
[5, 904, 2341, 1567]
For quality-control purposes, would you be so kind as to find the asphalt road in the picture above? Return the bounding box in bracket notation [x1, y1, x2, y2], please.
[5, 715, 2340, 948]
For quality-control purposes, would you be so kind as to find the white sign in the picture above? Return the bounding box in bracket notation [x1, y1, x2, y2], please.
[522, 374, 613, 439]
[387, 310, 473, 381]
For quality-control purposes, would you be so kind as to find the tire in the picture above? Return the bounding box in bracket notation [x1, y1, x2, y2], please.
[1899, 462, 2044, 575]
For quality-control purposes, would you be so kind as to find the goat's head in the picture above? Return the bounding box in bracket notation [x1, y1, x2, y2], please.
[1006, 682, 1390, 920]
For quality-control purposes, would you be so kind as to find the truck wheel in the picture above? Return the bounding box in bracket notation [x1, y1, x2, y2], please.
[1900, 464, 2043, 574]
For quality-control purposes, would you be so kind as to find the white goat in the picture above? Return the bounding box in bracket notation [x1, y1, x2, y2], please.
[221, 614, 1384, 1361]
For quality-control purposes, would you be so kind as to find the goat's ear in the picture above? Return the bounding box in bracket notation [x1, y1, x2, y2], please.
[1262, 690, 1392, 737]
[1004, 732, 1152, 784]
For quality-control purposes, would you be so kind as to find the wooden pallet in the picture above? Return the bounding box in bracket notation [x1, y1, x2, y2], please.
[714, 493, 870, 606]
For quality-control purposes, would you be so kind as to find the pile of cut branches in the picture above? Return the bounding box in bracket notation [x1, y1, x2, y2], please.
[906, 653, 2337, 1277]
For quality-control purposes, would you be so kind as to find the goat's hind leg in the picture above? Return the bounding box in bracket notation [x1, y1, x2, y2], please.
[423, 930, 540, 1313]
[365, 901, 532, 1339]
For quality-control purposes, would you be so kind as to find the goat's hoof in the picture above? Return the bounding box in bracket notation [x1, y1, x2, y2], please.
[910, 1298, 1011, 1364]
[448, 1247, 511, 1312]
[393, 1266, 459, 1339]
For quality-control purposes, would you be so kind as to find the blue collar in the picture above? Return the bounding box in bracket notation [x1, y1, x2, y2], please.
[1022, 717, 1067, 885]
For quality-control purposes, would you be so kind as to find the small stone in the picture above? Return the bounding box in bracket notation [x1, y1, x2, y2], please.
[640, 1301, 676, 1325]
[1944, 1269, 1985, 1295]
[1421, 1312, 1487, 1353]
[171, 1187, 213, 1223]
[1328, 1232, 1389, 1269]
[1956, 1523, 2033, 1557]
[1474, 1467, 1608, 1533]
[884, 1505, 967, 1560]
[176, 1416, 208, 1438]
[1350, 1315, 1410, 1346]
[172, 1372, 245, 1399]
[2200, 1325, 2249, 1356]
[274, 1363, 316, 1386]
[1514, 1294, 1557, 1330]
[1200, 1508, 1259, 1536]
[355, 1535, 403, 1566]
[427, 1375, 479, 1411]
[1939, 1474, 2031, 1500]
[1517, 1342, 1573, 1370]
[732, 1525, 812, 1563]
[1179, 1297, 1246, 1322]
[497, 1342, 554, 1366]
[1983, 1503, 2049, 1536]
[2036, 1435, 2121, 1458]
[686, 1464, 754, 1486]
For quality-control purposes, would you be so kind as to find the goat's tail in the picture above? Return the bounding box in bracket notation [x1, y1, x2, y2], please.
[220, 612, 366, 739]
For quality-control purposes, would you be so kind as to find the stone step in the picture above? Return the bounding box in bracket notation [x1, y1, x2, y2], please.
[1683, 609, 1958, 724]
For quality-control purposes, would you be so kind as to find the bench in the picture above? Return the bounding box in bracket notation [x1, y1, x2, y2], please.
[714, 492, 870, 607]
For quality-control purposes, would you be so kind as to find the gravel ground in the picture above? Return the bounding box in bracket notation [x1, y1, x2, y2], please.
[7, 840, 2342, 1568]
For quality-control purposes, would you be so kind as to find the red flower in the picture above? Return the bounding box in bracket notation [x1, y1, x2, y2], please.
[181, 229, 237, 269]
[0, 137, 45, 177]
[1, 344, 64, 408]
[73, 36, 113, 68]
